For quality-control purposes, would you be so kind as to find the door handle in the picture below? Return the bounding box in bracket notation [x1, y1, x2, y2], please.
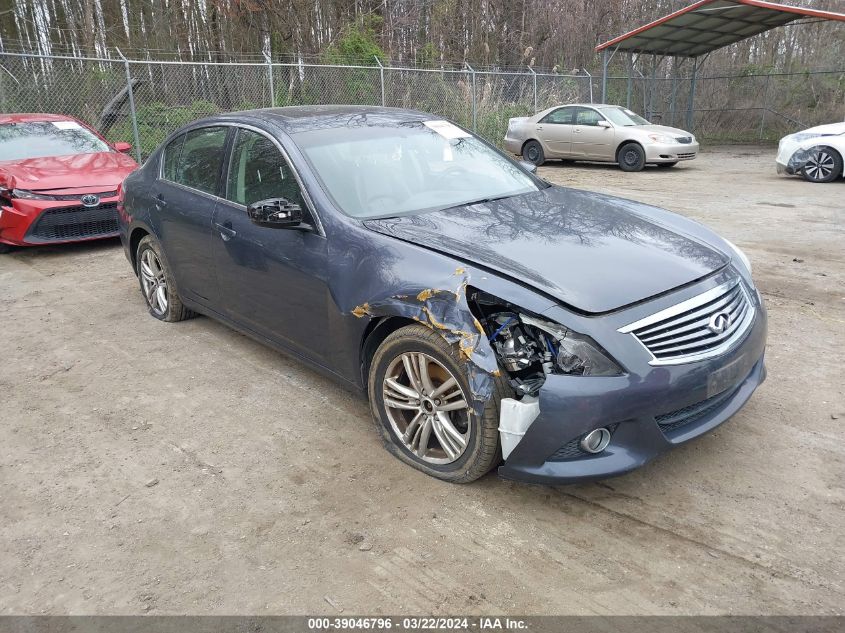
[214, 222, 237, 241]
[536, 125, 543, 131]
[573, 128, 582, 134]
[155, 193, 167, 208]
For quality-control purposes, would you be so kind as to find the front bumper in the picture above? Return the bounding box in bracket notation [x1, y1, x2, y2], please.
[498, 275, 767, 485]
[645, 141, 700, 163]
[0, 197, 120, 247]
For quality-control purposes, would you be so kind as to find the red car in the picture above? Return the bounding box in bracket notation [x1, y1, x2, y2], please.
[0, 113, 138, 253]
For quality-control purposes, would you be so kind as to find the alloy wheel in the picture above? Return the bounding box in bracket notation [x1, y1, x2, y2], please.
[139, 249, 169, 316]
[382, 352, 471, 464]
[804, 150, 835, 181]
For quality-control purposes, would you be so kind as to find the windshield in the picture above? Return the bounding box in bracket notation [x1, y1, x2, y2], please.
[599, 107, 650, 127]
[0, 121, 110, 161]
[296, 121, 541, 219]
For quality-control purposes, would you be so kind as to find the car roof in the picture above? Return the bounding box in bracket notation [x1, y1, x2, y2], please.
[200, 105, 434, 135]
[0, 113, 82, 125]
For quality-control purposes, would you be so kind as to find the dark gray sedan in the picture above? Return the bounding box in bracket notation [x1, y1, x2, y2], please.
[118, 105, 766, 485]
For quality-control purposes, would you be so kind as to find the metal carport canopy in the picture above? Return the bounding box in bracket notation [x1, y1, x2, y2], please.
[596, 0, 845, 58]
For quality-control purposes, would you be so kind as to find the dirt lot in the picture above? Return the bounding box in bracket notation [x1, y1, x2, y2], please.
[1, 146, 843, 615]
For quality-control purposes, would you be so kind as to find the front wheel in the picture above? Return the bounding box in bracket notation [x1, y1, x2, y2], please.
[522, 140, 545, 166]
[800, 146, 842, 183]
[136, 235, 194, 322]
[618, 142, 646, 172]
[368, 324, 511, 483]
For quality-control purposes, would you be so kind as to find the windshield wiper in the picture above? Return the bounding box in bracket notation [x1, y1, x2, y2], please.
[438, 193, 517, 213]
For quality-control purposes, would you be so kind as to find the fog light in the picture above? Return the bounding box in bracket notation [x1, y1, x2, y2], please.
[580, 428, 611, 454]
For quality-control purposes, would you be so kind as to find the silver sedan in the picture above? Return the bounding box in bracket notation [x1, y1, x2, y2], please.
[504, 104, 699, 171]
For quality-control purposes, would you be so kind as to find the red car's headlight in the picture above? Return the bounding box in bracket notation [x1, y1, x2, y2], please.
[10, 188, 56, 200]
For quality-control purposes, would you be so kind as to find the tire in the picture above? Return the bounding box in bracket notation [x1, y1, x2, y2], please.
[800, 146, 842, 183]
[617, 142, 646, 172]
[136, 235, 194, 322]
[522, 140, 545, 166]
[657, 161, 678, 169]
[368, 324, 512, 483]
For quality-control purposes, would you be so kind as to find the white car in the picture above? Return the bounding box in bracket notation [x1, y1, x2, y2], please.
[504, 104, 699, 172]
[776, 122, 845, 183]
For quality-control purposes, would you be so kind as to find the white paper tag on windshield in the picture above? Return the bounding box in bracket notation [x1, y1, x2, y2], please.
[424, 120, 471, 139]
[51, 121, 81, 130]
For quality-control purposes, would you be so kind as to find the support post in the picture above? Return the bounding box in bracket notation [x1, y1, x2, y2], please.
[687, 57, 698, 132]
[669, 58, 679, 126]
[465, 62, 477, 131]
[265, 51, 275, 107]
[601, 48, 609, 103]
[527, 65, 537, 112]
[116, 48, 142, 163]
[626, 54, 633, 109]
[375, 56, 385, 106]
[759, 73, 771, 140]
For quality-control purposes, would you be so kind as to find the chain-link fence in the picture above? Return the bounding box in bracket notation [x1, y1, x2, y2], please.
[1, 51, 841, 160]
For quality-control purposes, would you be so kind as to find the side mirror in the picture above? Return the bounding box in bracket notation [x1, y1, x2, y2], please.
[518, 160, 538, 174]
[247, 198, 305, 228]
[114, 141, 133, 153]
[597, 120, 612, 129]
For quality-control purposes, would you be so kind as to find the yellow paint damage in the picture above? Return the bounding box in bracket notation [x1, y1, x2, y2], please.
[351, 303, 372, 318]
[416, 288, 436, 302]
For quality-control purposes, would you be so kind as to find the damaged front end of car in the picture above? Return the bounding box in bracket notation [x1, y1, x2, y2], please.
[349, 263, 625, 466]
[468, 289, 624, 460]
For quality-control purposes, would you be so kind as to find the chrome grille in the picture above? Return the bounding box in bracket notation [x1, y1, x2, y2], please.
[619, 278, 755, 365]
[677, 152, 696, 159]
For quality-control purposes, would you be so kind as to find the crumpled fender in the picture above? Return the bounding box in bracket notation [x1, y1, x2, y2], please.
[350, 266, 498, 413]
[328, 224, 557, 407]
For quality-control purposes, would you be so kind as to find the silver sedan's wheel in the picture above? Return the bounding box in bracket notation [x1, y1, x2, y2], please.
[382, 352, 470, 464]
[801, 147, 842, 183]
[139, 248, 168, 316]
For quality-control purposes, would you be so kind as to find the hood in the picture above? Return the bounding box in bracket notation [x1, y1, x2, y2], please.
[635, 124, 693, 137]
[363, 187, 729, 314]
[795, 122, 845, 137]
[0, 151, 138, 192]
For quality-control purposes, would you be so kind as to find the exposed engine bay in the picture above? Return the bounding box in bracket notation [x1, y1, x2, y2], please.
[469, 289, 621, 397]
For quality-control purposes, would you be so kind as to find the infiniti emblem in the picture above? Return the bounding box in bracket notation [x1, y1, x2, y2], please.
[81, 194, 100, 207]
[708, 311, 732, 334]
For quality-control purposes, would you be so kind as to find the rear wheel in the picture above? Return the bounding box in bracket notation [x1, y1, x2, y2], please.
[800, 146, 842, 183]
[136, 235, 194, 322]
[368, 324, 511, 483]
[657, 161, 678, 169]
[522, 140, 545, 166]
[618, 142, 646, 172]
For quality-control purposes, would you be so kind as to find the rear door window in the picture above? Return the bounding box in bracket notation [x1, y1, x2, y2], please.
[162, 134, 185, 182]
[173, 127, 228, 195]
[540, 107, 575, 125]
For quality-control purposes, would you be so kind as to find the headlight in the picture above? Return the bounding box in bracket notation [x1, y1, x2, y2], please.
[723, 238, 752, 276]
[647, 133, 673, 144]
[520, 314, 623, 377]
[11, 189, 55, 200]
[790, 133, 825, 142]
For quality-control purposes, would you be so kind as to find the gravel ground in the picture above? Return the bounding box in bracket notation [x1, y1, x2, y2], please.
[0, 146, 842, 615]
